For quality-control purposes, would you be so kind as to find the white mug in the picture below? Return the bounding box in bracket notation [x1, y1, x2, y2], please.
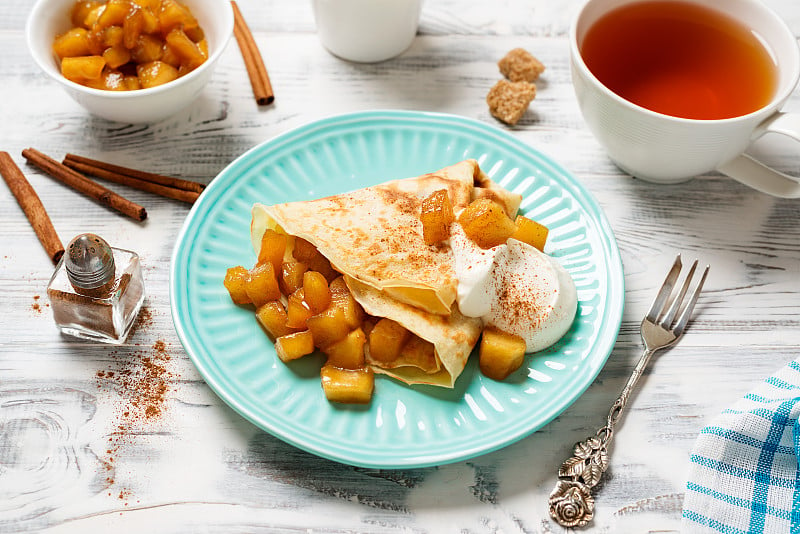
[569, 0, 800, 198]
[312, 0, 423, 63]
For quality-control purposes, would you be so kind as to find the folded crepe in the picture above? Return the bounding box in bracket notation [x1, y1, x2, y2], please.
[345, 276, 482, 387]
[250, 159, 521, 387]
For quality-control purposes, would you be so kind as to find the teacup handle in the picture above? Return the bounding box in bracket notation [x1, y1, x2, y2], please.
[716, 112, 800, 198]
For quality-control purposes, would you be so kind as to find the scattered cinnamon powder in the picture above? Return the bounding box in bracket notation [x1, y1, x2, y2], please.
[31, 294, 50, 313]
[95, 317, 177, 503]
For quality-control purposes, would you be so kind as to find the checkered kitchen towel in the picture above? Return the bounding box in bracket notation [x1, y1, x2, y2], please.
[682, 357, 800, 533]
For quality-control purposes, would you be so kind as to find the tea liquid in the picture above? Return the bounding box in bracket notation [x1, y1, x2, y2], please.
[580, 1, 778, 119]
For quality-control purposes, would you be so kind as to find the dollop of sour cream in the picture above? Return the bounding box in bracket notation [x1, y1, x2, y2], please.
[450, 225, 578, 353]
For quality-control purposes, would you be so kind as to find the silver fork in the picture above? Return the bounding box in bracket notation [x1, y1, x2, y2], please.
[548, 254, 709, 528]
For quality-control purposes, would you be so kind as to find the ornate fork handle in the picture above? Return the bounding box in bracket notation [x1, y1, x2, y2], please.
[548, 255, 708, 528]
[548, 345, 657, 528]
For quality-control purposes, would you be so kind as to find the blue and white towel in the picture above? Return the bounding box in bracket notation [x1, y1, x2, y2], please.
[682, 357, 800, 533]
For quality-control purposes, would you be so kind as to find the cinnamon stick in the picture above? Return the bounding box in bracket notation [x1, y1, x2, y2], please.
[63, 153, 205, 194]
[63, 158, 200, 204]
[0, 152, 65, 264]
[22, 148, 147, 222]
[231, 0, 275, 105]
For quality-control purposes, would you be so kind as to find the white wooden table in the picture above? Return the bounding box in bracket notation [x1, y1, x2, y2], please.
[2, 1, 799, 532]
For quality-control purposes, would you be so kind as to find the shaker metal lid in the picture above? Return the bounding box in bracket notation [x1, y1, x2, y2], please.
[65, 233, 116, 290]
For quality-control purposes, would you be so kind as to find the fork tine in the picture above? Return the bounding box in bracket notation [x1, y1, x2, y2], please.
[646, 255, 682, 322]
[672, 264, 709, 336]
[660, 259, 698, 327]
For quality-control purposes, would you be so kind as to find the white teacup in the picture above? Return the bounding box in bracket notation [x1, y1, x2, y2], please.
[312, 0, 423, 63]
[570, 0, 800, 198]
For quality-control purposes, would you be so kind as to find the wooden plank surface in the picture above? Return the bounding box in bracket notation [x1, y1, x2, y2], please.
[1, 0, 799, 532]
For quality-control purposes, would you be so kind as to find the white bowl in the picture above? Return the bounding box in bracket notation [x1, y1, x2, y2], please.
[26, 0, 233, 123]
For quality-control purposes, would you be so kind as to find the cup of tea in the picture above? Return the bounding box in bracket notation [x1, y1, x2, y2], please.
[570, 0, 800, 197]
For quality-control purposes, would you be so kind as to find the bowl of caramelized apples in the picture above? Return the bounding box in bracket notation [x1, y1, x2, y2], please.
[26, 0, 233, 123]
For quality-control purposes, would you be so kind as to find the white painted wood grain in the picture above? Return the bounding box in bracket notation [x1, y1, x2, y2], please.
[1, 0, 799, 532]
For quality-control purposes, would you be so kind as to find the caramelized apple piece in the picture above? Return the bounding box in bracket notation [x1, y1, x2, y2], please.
[133, 0, 162, 10]
[275, 330, 315, 362]
[255, 301, 297, 340]
[71, 1, 102, 27]
[292, 237, 317, 262]
[61, 56, 106, 83]
[83, 3, 105, 27]
[160, 43, 182, 68]
[324, 328, 366, 369]
[320, 365, 374, 404]
[280, 261, 308, 296]
[158, 0, 198, 31]
[245, 262, 280, 307]
[420, 189, 455, 246]
[511, 215, 549, 252]
[99, 25, 124, 48]
[104, 70, 128, 90]
[165, 27, 206, 69]
[53, 28, 93, 58]
[368, 318, 410, 363]
[257, 228, 287, 272]
[122, 5, 144, 49]
[458, 198, 517, 249]
[136, 60, 178, 88]
[361, 315, 378, 337]
[197, 39, 208, 58]
[223, 265, 251, 305]
[130, 34, 163, 63]
[122, 74, 141, 90]
[303, 271, 331, 314]
[306, 306, 351, 349]
[286, 288, 313, 330]
[401, 335, 439, 373]
[292, 238, 338, 281]
[97, 0, 130, 28]
[479, 327, 526, 380]
[184, 25, 205, 43]
[102, 45, 131, 69]
[140, 6, 160, 33]
[329, 277, 363, 329]
[85, 28, 105, 56]
[84, 69, 127, 90]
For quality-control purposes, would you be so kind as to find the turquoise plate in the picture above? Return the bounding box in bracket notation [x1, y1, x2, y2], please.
[170, 110, 624, 468]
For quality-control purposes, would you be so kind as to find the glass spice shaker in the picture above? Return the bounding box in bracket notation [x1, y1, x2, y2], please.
[47, 233, 145, 344]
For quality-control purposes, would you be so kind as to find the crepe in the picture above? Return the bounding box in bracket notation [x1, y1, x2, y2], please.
[250, 159, 521, 387]
[345, 276, 482, 387]
[251, 159, 521, 315]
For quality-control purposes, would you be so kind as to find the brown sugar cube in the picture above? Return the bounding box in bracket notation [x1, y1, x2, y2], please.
[498, 48, 545, 83]
[486, 79, 536, 126]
